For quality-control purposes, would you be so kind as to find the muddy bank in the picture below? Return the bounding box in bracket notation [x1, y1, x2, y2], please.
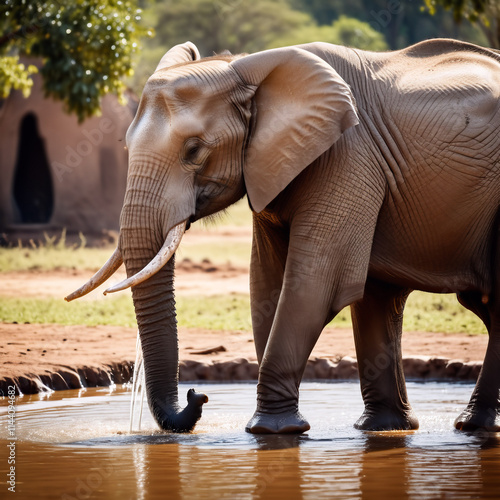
[0, 355, 483, 396]
[0, 248, 489, 395]
[0, 322, 486, 396]
[0, 323, 488, 394]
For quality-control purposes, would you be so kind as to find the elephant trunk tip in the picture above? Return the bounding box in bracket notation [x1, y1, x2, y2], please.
[155, 388, 209, 433]
[188, 387, 209, 405]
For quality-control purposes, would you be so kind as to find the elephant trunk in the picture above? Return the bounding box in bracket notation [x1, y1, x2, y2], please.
[119, 178, 207, 432]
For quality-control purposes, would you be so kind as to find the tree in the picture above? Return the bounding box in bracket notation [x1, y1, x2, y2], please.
[129, 0, 315, 91]
[149, 0, 313, 55]
[423, 0, 499, 48]
[292, 0, 488, 49]
[0, 0, 150, 121]
[290, 0, 367, 26]
[269, 15, 388, 51]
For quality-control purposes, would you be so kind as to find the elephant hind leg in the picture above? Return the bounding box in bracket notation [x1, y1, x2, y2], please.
[454, 294, 500, 432]
[457, 291, 491, 332]
[352, 279, 418, 431]
[454, 308, 500, 432]
[455, 224, 500, 432]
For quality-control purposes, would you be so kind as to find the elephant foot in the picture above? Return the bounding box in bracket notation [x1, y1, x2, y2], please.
[454, 406, 500, 432]
[354, 407, 419, 431]
[245, 409, 310, 434]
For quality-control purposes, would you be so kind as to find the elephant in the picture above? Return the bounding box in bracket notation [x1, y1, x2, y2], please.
[66, 38, 500, 435]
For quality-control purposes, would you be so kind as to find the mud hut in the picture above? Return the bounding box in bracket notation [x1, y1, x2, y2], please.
[0, 59, 137, 242]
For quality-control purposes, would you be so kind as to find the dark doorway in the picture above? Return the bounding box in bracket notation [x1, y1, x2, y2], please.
[12, 113, 54, 223]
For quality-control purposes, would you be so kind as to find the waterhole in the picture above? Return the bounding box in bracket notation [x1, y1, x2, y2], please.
[1, 381, 499, 499]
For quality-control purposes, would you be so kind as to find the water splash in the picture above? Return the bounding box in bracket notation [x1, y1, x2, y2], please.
[129, 331, 146, 433]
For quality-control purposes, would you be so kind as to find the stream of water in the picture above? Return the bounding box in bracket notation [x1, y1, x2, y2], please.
[1, 381, 499, 499]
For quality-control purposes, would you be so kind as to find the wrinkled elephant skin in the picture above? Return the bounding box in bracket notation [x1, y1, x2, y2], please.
[68, 39, 500, 435]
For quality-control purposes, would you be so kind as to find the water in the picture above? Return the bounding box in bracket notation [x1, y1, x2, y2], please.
[1, 382, 499, 499]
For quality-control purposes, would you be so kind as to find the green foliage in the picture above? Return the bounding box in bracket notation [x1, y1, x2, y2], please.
[0, 0, 150, 121]
[290, 0, 368, 26]
[131, 0, 391, 91]
[269, 15, 388, 51]
[132, 0, 316, 90]
[177, 294, 252, 330]
[149, 0, 313, 55]
[0, 246, 115, 273]
[423, 0, 499, 48]
[128, 0, 490, 93]
[0, 54, 37, 98]
[292, 0, 488, 49]
[424, 0, 488, 22]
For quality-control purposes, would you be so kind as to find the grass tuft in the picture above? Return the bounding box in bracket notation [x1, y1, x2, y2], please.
[0, 291, 488, 335]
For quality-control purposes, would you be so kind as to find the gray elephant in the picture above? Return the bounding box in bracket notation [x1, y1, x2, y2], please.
[67, 38, 500, 434]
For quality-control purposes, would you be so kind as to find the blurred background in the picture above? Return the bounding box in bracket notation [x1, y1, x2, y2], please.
[0, 0, 493, 334]
[130, 0, 495, 93]
[0, 0, 496, 241]
[0, 7, 495, 498]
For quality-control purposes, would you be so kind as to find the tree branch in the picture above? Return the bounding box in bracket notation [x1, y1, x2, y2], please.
[0, 24, 40, 50]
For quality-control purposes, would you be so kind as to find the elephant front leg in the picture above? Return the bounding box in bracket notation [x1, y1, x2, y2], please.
[351, 279, 419, 431]
[246, 275, 333, 434]
[249, 218, 288, 364]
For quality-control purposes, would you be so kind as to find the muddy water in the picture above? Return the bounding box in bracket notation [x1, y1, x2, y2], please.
[1, 382, 499, 499]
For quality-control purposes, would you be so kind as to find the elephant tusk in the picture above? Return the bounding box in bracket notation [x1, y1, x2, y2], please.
[104, 221, 186, 295]
[64, 247, 123, 302]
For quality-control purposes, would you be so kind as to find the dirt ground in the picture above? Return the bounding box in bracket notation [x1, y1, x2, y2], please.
[0, 263, 488, 382]
[0, 225, 489, 390]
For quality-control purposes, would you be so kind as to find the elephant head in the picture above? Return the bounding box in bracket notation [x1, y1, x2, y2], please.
[66, 42, 358, 432]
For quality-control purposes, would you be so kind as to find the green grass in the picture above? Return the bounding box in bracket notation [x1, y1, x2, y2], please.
[0, 246, 118, 273]
[0, 240, 251, 273]
[0, 294, 252, 330]
[0, 200, 253, 272]
[0, 295, 138, 327]
[196, 198, 253, 228]
[330, 292, 487, 334]
[0, 229, 117, 272]
[0, 291, 487, 335]
[0, 239, 251, 272]
[0, 199, 488, 335]
[178, 241, 251, 268]
[403, 292, 487, 335]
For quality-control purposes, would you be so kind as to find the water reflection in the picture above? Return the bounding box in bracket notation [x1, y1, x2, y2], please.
[359, 433, 410, 500]
[1, 382, 499, 499]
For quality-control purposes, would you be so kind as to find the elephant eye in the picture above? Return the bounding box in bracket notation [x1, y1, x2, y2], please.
[183, 138, 205, 166]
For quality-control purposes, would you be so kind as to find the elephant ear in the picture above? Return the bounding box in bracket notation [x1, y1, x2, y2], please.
[231, 47, 359, 213]
[155, 41, 201, 72]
